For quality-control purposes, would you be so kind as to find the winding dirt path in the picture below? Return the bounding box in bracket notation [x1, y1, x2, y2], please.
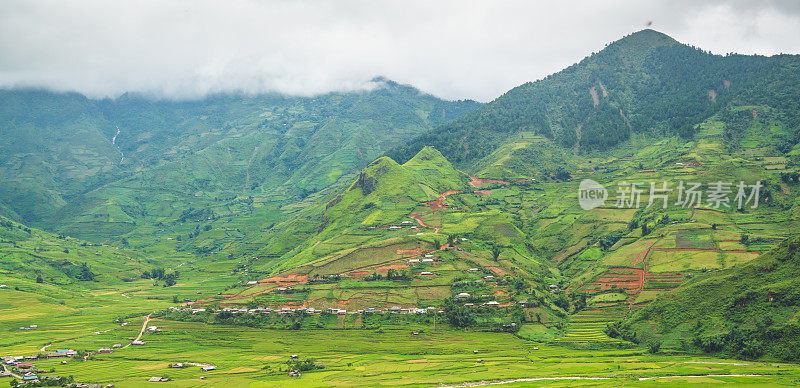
[409, 190, 461, 233]
[122, 314, 151, 349]
[243, 146, 259, 193]
[410, 214, 440, 233]
[2, 364, 22, 379]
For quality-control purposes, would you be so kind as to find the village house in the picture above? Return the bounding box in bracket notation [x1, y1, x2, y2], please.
[201, 366, 216, 372]
[22, 374, 39, 382]
[148, 377, 170, 382]
[455, 292, 471, 299]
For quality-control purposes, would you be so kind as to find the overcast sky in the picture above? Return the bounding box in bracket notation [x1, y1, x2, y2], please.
[1, 0, 799, 102]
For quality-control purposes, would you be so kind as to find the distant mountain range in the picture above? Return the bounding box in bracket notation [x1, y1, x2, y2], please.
[0, 78, 479, 238]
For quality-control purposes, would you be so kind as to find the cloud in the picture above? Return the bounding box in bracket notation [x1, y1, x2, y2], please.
[0, 0, 798, 102]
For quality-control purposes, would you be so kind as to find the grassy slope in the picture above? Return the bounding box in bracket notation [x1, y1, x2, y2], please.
[616, 235, 800, 361]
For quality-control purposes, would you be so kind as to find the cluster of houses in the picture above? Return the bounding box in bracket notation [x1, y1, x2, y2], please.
[18, 324, 37, 331]
[387, 220, 418, 231]
[172, 305, 444, 316]
[2, 350, 101, 385]
[454, 292, 531, 307]
[408, 255, 436, 265]
[3, 349, 77, 365]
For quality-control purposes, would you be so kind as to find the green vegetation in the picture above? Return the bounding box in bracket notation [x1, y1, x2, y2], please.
[3, 29, 800, 386]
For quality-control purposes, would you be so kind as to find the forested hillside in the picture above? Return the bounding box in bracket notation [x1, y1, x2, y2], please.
[388, 29, 800, 169]
[0, 79, 479, 239]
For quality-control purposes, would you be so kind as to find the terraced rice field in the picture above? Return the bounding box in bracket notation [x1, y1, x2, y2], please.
[578, 267, 643, 294]
[552, 310, 625, 344]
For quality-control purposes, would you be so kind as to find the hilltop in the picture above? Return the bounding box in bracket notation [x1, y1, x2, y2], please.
[388, 29, 800, 173]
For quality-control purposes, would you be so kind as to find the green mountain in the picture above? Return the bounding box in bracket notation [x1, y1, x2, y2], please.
[4, 29, 800, 374]
[611, 235, 800, 361]
[388, 29, 800, 172]
[0, 80, 479, 239]
[250, 146, 470, 274]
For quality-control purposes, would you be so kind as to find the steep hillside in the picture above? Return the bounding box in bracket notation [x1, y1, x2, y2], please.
[0, 80, 479, 239]
[612, 235, 800, 361]
[254, 146, 470, 273]
[0, 90, 122, 222]
[0, 216, 166, 287]
[388, 29, 800, 171]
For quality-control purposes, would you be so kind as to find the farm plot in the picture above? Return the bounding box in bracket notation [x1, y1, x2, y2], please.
[552, 309, 627, 344]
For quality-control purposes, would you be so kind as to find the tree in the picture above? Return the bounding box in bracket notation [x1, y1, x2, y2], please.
[491, 245, 502, 260]
[36, 274, 43, 283]
[647, 340, 662, 354]
[443, 300, 476, 328]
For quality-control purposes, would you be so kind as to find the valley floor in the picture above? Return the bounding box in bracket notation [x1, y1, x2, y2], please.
[4, 301, 800, 387]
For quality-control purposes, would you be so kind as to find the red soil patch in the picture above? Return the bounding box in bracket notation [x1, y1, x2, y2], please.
[397, 247, 423, 255]
[486, 266, 511, 277]
[599, 81, 609, 97]
[589, 86, 600, 106]
[426, 190, 461, 209]
[468, 176, 510, 188]
[348, 271, 370, 278]
[374, 263, 408, 274]
[474, 190, 492, 196]
[581, 267, 646, 296]
[261, 273, 308, 284]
